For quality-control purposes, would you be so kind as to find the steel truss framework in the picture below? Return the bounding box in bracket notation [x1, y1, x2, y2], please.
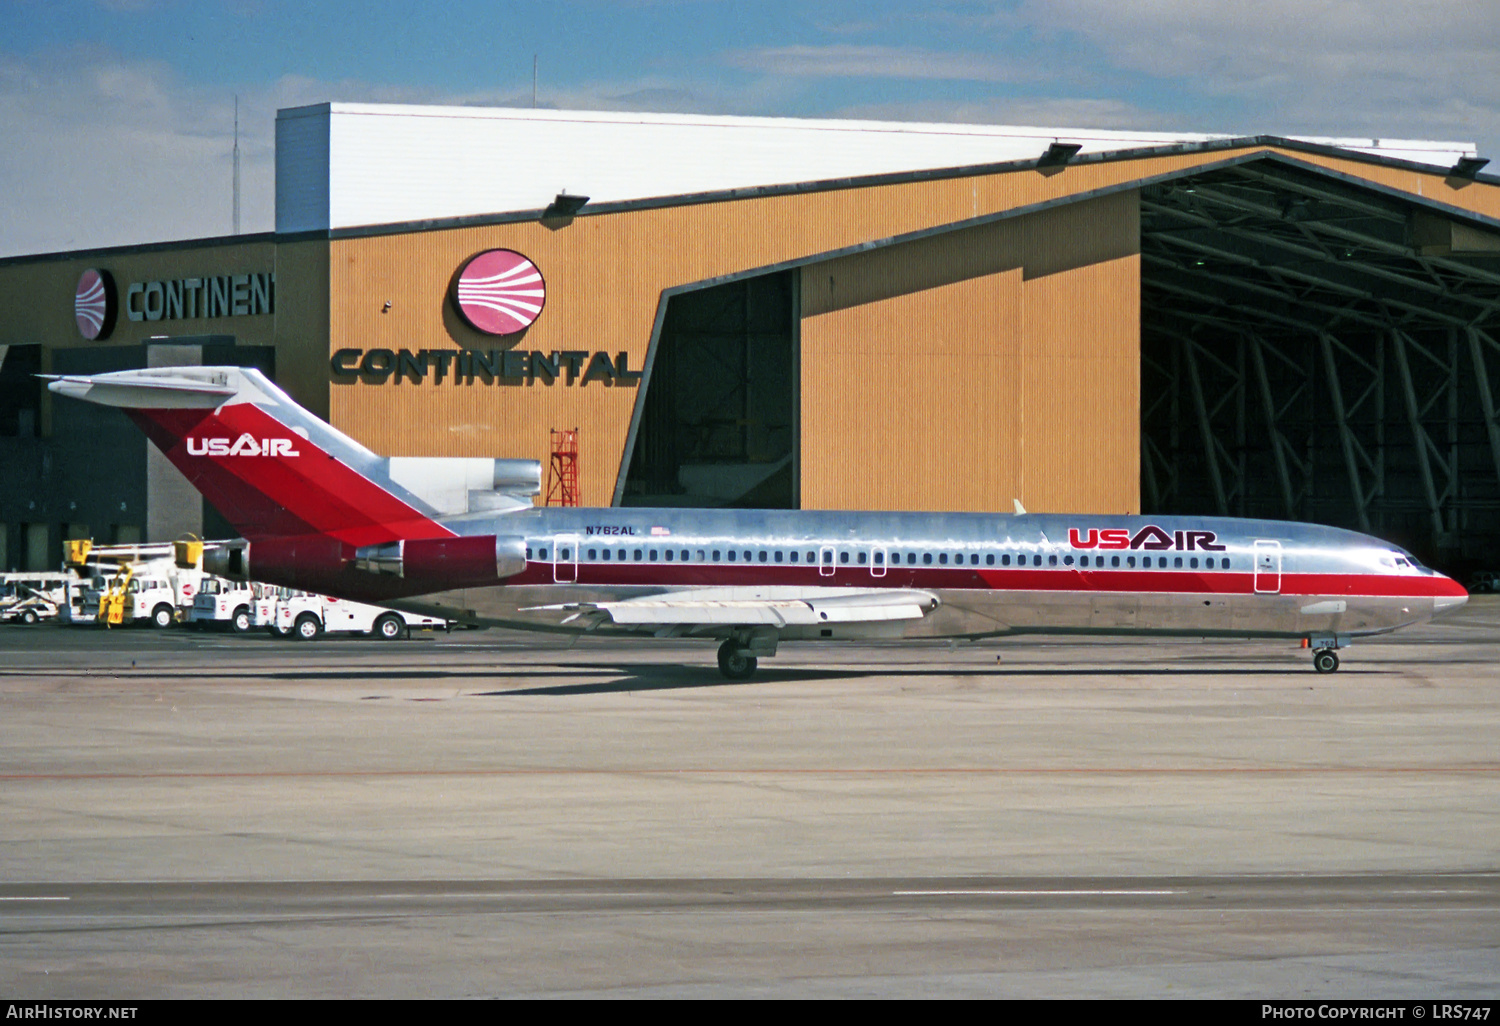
[1140, 158, 1500, 565]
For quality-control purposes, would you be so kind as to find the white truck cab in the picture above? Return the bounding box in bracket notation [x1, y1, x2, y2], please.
[189, 577, 261, 632]
[117, 574, 181, 628]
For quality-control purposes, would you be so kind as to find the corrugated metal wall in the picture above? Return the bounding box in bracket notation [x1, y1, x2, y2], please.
[323, 145, 1497, 511]
[6, 142, 1492, 515]
[799, 192, 1139, 514]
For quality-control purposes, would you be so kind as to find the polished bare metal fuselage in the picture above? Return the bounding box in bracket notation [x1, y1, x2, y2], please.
[385, 506, 1459, 642]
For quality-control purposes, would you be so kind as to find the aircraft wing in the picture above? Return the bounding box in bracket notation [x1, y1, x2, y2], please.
[532, 587, 939, 628]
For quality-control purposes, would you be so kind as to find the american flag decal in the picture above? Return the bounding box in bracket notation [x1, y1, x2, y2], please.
[453, 249, 546, 335]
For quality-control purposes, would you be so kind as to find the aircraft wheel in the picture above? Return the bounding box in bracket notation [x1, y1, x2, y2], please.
[372, 613, 406, 641]
[231, 607, 252, 633]
[717, 640, 758, 681]
[293, 614, 323, 641]
[151, 604, 175, 629]
[1313, 649, 1340, 674]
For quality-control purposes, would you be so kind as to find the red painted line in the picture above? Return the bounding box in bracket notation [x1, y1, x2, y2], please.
[5, 766, 1497, 781]
[507, 563, 1465, 600]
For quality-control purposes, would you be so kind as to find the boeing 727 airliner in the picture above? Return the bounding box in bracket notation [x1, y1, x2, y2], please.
[47, 366, 1468, 678]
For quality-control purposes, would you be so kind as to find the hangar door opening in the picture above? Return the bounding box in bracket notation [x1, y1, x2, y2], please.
[1138, 157, 1500, 569]
[621, 271, 798, 508]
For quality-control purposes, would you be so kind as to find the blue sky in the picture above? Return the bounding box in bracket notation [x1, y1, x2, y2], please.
[4, 0, 1497, 256]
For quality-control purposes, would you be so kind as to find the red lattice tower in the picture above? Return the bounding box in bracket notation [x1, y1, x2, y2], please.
[546, 427, 579, 507]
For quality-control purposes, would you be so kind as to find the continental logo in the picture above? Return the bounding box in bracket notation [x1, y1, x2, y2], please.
[186, 434, 301, 457]
[1069, 526, 1226, 551]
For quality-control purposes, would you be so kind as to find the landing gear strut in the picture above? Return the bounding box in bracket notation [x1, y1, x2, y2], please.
[717, 639, 758, 681]
[1312, 649, 1340, 674]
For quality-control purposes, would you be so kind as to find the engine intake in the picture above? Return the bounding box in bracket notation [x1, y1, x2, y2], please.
[354, 535, 526, 583]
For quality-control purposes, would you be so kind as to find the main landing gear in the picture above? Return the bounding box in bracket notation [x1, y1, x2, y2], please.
[717, 639, 758, 681]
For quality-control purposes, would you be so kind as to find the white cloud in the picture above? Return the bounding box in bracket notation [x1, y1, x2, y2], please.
[726, 44, 1034, 84]
[0, 49, 274, 257]
[1013, 0, 1500, 149]
[0, 48, 784, 258]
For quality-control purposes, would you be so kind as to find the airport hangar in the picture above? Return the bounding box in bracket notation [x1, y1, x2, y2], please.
[2, 104, 1500, 574]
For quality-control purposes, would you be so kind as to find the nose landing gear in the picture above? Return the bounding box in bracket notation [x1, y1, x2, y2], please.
[1312, 649, 1340, 674]
[1304, 633, 1350, 674]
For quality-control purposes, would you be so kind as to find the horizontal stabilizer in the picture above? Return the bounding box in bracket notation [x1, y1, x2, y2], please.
[43, 371, 241, 409]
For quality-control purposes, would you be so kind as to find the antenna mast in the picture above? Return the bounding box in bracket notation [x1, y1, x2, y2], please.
[232, 96, 241, 235]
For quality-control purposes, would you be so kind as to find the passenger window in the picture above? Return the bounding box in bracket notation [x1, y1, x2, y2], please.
[971, 554, 979, 565]
[744, 551, 752, 562]
[727, 550, 736, 562]
[1001, 554, 1011, 566]
[759, 551, 768, 563]
[1078, 555, 1088, 567]
[775, 551, 784, 562]
[939, 553, 948, 565]
[857, 552, 867, 564]
[1204, 557, 1214, 569]
[839, 552, 849, 564]
[874, 552, 884, 564]
[986, 554, 994, 565]
[790, 551, 798, 563]
[1174, 557, 1182, 568]
[587, 548, 597, 559]
[713, 550, 721, 560]
[526, 547, 532, 559]
[1111, 556, 1119, 567]
[681, 550, 689, 561]
[1190, 557, 1198, 569]
[618, 549, 626, 560]
[1127, 556, 1135, 567]
[923, 553, 933, 565]
[559, 548, 568, 559]
[1049, 555, 1058, 566]
[662, 550, 671, 561]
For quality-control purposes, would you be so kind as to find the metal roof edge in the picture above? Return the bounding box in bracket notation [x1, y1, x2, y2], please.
[0, 232, 282, 270]
[322, 135, 1497, 243]
[1235, 150, 1500, 233]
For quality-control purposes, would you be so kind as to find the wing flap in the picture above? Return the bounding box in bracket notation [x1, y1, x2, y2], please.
[579, 588, 938, 628]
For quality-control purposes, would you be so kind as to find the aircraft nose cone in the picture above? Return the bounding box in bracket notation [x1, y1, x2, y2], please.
[1433, 581, 1469, 616]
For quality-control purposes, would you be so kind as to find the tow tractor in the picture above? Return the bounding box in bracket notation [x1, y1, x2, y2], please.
[275, 592, 452, 640]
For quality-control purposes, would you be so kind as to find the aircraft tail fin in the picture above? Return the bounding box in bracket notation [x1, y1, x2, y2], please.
[46, 366, 538, 547]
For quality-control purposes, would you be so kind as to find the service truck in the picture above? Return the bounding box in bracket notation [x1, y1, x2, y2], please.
[63, 540, 207, 627]
[188, 578, 264, 632]
[276, 593, 451, 640]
